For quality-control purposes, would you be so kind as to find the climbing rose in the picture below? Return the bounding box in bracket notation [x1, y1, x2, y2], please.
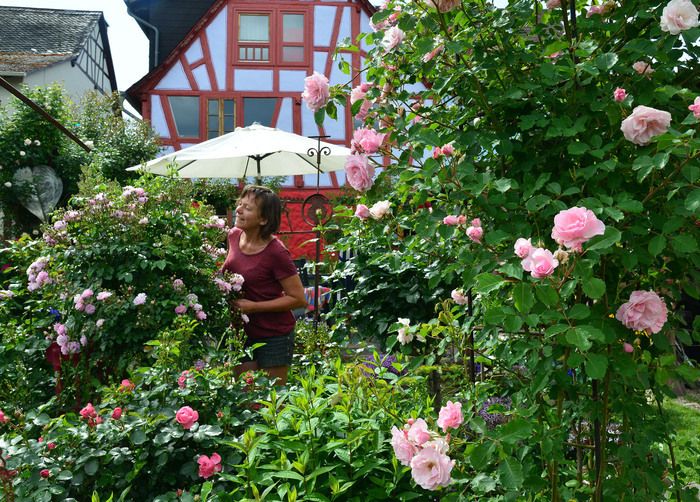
[551, 207, 605, 252]
[514, 237, 533, 258]
[688, 97, 700, 118]
[613, 87, 627, 102]
[422, 44, 444, 62]
[351, 127, 385, 154]
[616, 290, 668, 334]
[133, 293, 147, 305]
[660, 0, 699, 34]
[466, 223, 483, 243]
[350, 82, 371, 104]
[441, 143, 454, 156]
[301, 72, 329, 112]
[79, 403, 97, 419]
[397, 317, 413, 345]
[437, 401, 463, 432]
[112, 407, 122, 420]
[407, 418, 431, 446]
[369, 200, 391, 219]
[198, 453, 222, 479]
[621, 106, 672, 145]
[522, 248, 559, 278]
[410, 447, 454, 490]
[443, 215, 460, 226]
[391, 426, 416, 466]
[623, 342, 634, 353]
[354, 204, 370, 220]
[381, 26, 404, 52]
[345, 154, 375, 192]
[451, 288, 468, 305]
[175, 406, 199, 430]
[632, 61, 654, 75]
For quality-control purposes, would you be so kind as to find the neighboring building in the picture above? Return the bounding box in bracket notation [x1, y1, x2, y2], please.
[0, 6, 118, 108]
[124, 0, 377, 259]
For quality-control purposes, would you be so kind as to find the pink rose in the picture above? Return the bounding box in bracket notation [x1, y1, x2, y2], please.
[198, 452, 222, 479]
[422, 44, 444, 63]
[96, 291, 112, 301]
[351, 128, 385, 154]
[133, 293, 147, 306]
[410, 447, 455, 490]
[350, 83, 371, 104]
[112, 407, 122, 420]
[613, 87, 627, 102]
[301, 72, 330, 113]
[632, 61, 654, 75]
[437, 401, 463, 432]
[0, 410, 8, 423]
[432, 147, 442, 159]
[178, 370, 190, 389]
[175, 406, 199, 430]
[660, 0, 699, 35]
[40, 469, 50, 478]
[615, 290, 668, 334]
[407, 418, 431, 446]
[354, 204, 371, 220]
[620, 106, 672, 145]
[355, 99, 372, 121]
[345, 154, 375, 192]
[196, 310, 207, 320]
[84, 304, 96, 315]
[451, 289, 468, 305]
[119, 379, 135, 392]
[441, 144, 454, 156]
[381, 26, 404, 52]
[47, 442, 56, 450]
[443, 215, 460, 226]
[369, 200, 391, 219]
[546, 0, 560, 8]
[586, 4, 604, 17]
[688, 97, 700, 118]
[514, 237, 533, 258]
[466, 224, 483, 243]
[391, 426, 416, 466]
[175, 304, 187, 315]
[521, 248, 559, 279]
[430, 0, 461, 12]
[79, 403, 97, 419]
[551, 207, 606, 252]
[623, 342, 634, 353]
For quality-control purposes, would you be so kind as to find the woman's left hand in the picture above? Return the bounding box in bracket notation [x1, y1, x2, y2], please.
[233, 298, 256, 314]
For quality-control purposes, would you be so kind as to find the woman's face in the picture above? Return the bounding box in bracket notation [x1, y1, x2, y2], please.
[234, 193, 267, 232]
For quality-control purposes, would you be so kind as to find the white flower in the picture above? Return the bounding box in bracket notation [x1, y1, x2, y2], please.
[660, 0, 699, 35]
[85, 140, 94, 149]
[19, 151, 25, 156]
[24, 138, 31, 146]
[381, 26, 404, 52]
[4, 182, 11, 188]
[369, 200, 391, 219]
[34, 140, 41, 146]
[397, 317, 413, 345]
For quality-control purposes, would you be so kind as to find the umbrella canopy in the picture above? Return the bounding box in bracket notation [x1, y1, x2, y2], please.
[127, 123, 351, 178]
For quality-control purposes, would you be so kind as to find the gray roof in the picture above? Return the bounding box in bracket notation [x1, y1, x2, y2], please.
[0, 6, 103, 73]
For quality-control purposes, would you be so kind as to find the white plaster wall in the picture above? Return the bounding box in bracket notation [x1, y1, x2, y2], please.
[155, 61, 190, 90]
[206, 8, 227, 90]
[313, 6, 336, 46]
[24, 61, 97, 105]
[150, 95, 169, 138]
[185, 38, 204, 64]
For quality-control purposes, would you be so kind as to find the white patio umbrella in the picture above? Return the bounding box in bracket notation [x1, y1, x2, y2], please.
[127, 123, 350, 179]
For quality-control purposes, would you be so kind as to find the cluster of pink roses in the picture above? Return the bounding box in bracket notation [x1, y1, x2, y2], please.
[351, 127, 385, 155]
[391, 401, 463, 490]
[26, 256, 51, 291]
[351, 82, 373, 121]
[442, 215, 483, 242]
[515, 207, 605, 279]
[354, 200, 391, 220]
[432, 143, 454, 159]
[121, 186, 148, 204]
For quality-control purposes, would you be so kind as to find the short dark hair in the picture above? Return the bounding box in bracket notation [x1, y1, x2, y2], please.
[238, 185, 281, 239]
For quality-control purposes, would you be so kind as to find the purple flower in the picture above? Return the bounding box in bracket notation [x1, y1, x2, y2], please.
[478, 397, 512, 428]
[360, 354, 405, 378]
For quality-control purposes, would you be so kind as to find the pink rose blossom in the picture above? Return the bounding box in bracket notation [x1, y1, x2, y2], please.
[521, 248, 559, 279]
[301, 72, 330, 112]
[546, 0, 561, 8]
[47, 442, 56, 450]
[0, 410, 8, 423]
[397, 317, 413, 345]
[422, 44, 444, 63]
[424, 437, 450, 454]
[196, 310, 207, 320]
[345, 154, 375, 192]
[355, 99, 372, 120]
[410, 447, 455, 490]
[391, 426, 416, 466]
[175, 406, 199, 430]
[431, 0, 461, 12]
[466, 224, 483, 243]
[175, 304, 187, 315]
[40, 469, 50, 478]
[407, 418, 431, 446]
[432, 147, 442, 159]
[381, 26, 404, 52]
[437, 401, 463, 432]
[551, 207, 606, 252]
[451, 289, 468, 305]
[615, 290, 668, 334]
[96, 319, 105, 328]
[623, 342, 634, 353]
[198, 452, 222, 479]
[350, 83, 371, 104]
[112, 407, 122, 420]
[441, 144, 454, 156]
[355, 204, 371, 220]
[613, 87, 627, 102]
[351, 128, 385, 154]
[84, 304, 96, 315]
[172, 278, 185, 290]
[178, 370, 190, 389]
[369, 200, 391, 219]
[96, 291, 112, 301]
[586, 4, 604, 17]
[688, 96, 700, 118]
[443, 215, 461, 226]
[119, 379, 135, 392]
[620, 105, 672, 145]
[79, 403, 97, 419]
[632, 61, 654, 76]
[514, 237, 533, 258]
[133, 293, 147, 306]
[660, 0, 699, 35]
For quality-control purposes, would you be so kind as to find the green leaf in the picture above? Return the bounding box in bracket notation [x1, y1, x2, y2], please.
[498, 457, 524, 490]
[565, 328, 592, 351]
[567, 142, 588, 155]
[586, 227, 621, 252]
[512, 283, 535, 313]
[200, 481, 213, 502]
[617, 199, 644, 213]
[569, 304, 590, 320]
[582, 278, 606, 299]
[130, 428, 147, 445]
[585, 353, 608, 379]
[648, 235, 666, 256]
[475, 273, 506, 294]
[536, 285, 559, 307]
[497, 418, 532, 443]
[84, 459, 99, 476]
[314, 108, 326, 126]
[595, 52, 618, 70]
[57, 470, 73, 481]
[671, 234, 698, 254]
[685, 189, 700, 213]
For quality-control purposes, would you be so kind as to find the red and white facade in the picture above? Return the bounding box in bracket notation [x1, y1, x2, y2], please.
[127, 0, 376, 259]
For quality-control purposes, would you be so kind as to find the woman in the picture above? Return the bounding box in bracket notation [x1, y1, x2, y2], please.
[221, 185, 306, 385]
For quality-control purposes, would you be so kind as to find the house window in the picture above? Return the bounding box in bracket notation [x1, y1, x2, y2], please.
[243, 98, 277, 126]
[168, 96, 200, 138]
[207, 98, 235, 139]
[281, 14, 305, 63]
[238, 14, 270, 62]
